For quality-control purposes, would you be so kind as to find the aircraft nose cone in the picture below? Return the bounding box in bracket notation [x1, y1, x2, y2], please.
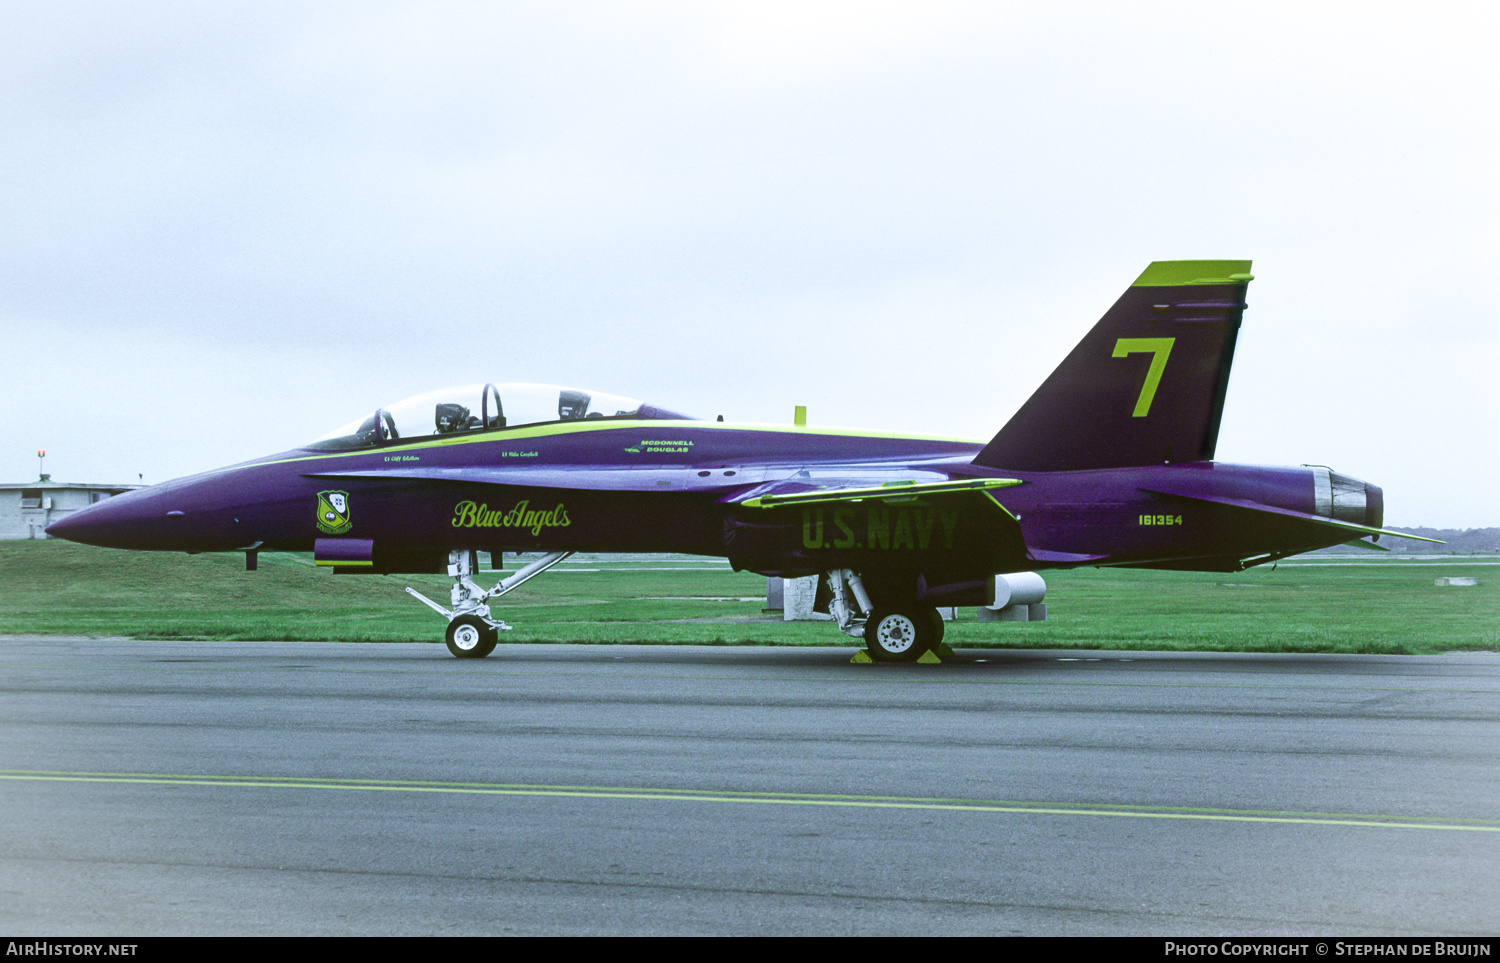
[42, 510, 94, 542]
[43, 483, 238, 551]
[44, 491, 162, 549]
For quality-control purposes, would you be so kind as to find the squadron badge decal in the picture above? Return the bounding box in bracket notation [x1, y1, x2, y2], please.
[316, 490, 353, 534]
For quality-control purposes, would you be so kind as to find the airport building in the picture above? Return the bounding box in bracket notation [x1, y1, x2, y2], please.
[0, 475, 144, 540]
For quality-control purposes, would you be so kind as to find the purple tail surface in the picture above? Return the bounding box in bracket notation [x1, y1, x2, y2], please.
[974, 260, 1253, 473]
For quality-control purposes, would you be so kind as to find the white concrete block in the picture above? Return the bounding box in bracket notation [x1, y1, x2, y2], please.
[783, 576, 832, 621]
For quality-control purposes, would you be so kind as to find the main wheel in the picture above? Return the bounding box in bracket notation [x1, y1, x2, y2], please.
[924, 606, 946, 647]
[864, 607, 934, 662]
[446, 615, 497, 659]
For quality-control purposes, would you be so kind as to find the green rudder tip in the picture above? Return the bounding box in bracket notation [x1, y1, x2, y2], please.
[1132, 260, 1253, 287]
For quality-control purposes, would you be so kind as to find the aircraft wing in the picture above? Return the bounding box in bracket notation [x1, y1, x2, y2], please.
[1139, 486, 1445, 543]
[725, 477, 1023, 509]
[719, 474, 1032, 571]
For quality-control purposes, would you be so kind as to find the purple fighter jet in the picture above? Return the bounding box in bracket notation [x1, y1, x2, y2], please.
[47, 260, 1435, 660]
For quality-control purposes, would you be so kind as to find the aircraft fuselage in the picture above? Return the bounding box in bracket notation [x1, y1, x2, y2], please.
[45, 260, 1425, 660]
[46, 418, 1381, 582]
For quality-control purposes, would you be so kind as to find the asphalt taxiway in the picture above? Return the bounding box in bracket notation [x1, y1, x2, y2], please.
[2, 637, 1497, 935]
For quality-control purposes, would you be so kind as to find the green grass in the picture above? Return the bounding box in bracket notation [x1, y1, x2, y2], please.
[0, 541, 1495, 654]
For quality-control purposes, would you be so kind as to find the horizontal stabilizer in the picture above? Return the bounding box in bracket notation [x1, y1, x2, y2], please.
[1140, 487, 1445, 543]
[1027, 548, 1109, 564]
[733, 477, 1021, 510]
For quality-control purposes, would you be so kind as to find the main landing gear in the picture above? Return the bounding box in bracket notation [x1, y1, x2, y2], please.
[824, 568, 944, 662]
[405, 549, 574, 659]
[864, 607, 946, 661]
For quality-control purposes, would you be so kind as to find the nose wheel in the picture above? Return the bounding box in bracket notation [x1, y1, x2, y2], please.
[446, 615, 498, 659]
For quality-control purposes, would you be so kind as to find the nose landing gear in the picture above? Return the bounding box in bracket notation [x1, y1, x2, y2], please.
[406, 549, 575, 658]
[446, 614, 497, 659]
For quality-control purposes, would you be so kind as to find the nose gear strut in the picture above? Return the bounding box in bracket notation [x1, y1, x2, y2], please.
[405, 549, 574, 658]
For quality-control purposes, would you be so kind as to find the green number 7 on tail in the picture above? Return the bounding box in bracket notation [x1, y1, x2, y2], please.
[1112, 337, 1175, 417]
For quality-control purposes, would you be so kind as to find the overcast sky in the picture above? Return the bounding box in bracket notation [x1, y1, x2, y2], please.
[2, 1, 1495, 527]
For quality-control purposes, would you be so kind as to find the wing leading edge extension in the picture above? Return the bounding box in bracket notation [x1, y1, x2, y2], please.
[301, 465, 760, 492]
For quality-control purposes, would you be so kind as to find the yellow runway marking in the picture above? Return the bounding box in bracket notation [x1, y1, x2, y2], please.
[2, 770, 1496, 833]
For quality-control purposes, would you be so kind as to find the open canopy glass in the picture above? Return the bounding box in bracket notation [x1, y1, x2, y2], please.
[307, 382, 694, 450]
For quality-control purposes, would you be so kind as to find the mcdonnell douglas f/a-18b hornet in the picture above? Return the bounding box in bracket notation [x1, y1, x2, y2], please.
[48, 260, 1435, 660]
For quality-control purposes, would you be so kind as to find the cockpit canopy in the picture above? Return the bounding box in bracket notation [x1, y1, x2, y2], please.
[307, 382, 694, 451]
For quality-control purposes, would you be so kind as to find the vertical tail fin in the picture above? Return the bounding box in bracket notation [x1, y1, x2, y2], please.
[973, 260, 1252, 472]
